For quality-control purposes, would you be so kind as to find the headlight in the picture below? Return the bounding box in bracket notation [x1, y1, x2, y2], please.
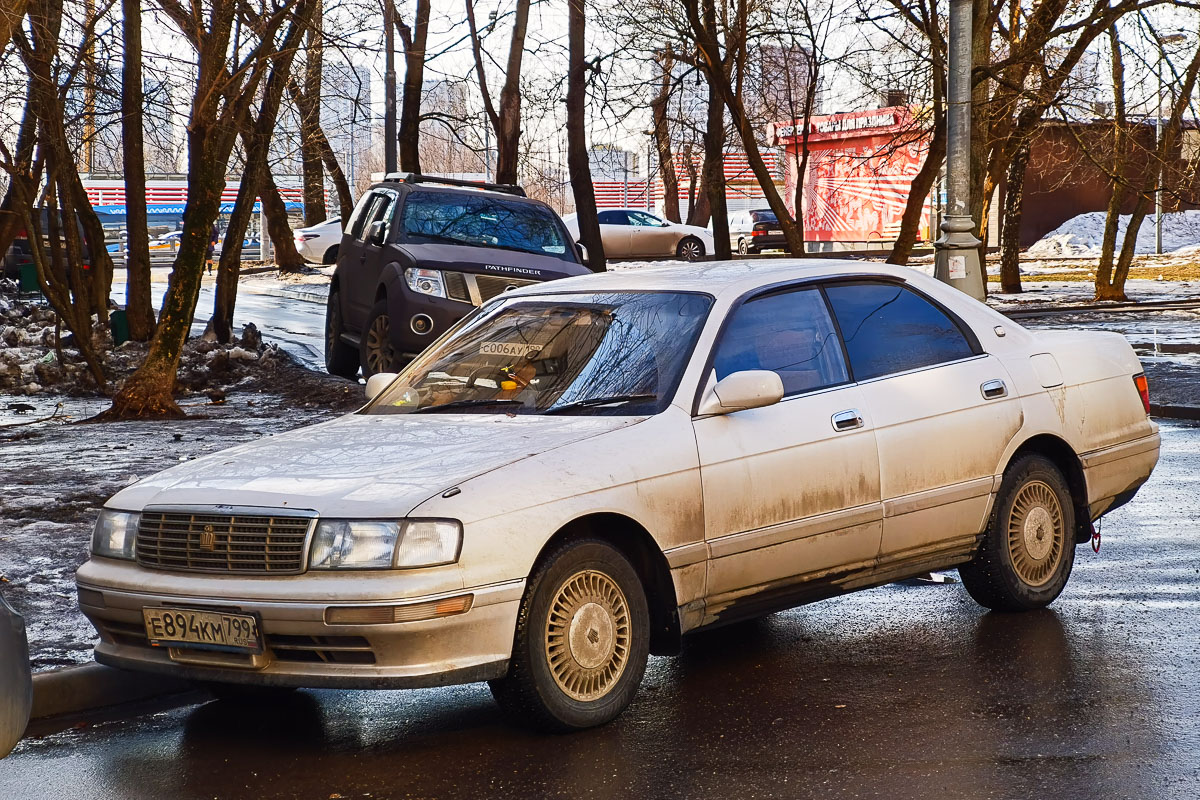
[91, 510, 140, 560]
[404, 267, 446, 298]
[309, 519, 462, 570]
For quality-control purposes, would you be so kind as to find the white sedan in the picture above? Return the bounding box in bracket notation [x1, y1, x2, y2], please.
[562, 208, 714, 261]
[77, 260, 1159, 731]
[293, 216, 342, 264]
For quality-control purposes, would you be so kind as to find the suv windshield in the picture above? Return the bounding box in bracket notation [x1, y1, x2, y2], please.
[399, 190, 573, 260]
[366, 291, 713, 415]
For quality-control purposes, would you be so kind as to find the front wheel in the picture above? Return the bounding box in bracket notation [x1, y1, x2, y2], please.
[324, 286, 359, 379]
[359, 299, 402, 378]
[489, 539, 650, 732]
[676, 237, 705, 262]
[959, 455, 1076, 611]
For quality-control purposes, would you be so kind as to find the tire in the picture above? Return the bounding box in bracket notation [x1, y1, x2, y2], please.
[676, 237, 705, 262]
[359, 298, 401, 378]
[324, 286, 359, 379]
[322, 244, 339, 265]
[489, 539, 650, 732]
[737, 238, 749, 255]
[959, 455, 1077, 612]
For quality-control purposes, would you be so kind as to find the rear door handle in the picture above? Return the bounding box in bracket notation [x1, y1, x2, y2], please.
[831, 409, 864, 431]
[981, 379, 1008, 399]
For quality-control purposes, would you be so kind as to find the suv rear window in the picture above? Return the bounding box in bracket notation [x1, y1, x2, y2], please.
[399, 191, 572, 260]
[750, 211, 778, 224]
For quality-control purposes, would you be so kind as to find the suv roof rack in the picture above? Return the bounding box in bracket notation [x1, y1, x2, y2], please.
[382, 172, 527, 198]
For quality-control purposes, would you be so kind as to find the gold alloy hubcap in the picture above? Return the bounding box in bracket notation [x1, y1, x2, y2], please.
[1007, 480, 1064, 587]
[366, 316, 396, 373]
[545, 570, 631, 702]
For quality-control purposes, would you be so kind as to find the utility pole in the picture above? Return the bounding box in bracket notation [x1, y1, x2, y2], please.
[383, 0, 397, 174]
[934, 0, 986, 300]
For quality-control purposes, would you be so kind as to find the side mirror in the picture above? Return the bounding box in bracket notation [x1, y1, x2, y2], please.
[575, 242, 588, 265]
[365, 372, 399, 401]
[696, 370, 784, 416]
[367, 220, 386, 246]
[661, 221, 670, 227]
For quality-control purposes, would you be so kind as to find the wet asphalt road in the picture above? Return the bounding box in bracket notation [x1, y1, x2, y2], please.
[1, 419, 1196, 798]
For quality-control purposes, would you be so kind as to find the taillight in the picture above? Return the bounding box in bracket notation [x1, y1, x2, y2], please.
[1133, 373, 1150, 415]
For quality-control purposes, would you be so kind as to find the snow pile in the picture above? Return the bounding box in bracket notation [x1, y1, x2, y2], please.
[1028, 211, 1200, 257]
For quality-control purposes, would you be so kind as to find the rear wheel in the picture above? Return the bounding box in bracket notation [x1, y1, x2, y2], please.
[489, 539, 650, 732]
[677, 237, 704, 262]
[324, 286, 359, 379]
[959, 455, 1076, 611]
[737, 238, 750, 255]
[360, 299, 401, 378]
[322, 244, 339, 265]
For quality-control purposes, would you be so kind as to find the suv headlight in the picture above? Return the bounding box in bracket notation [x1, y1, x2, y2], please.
[92, 510, 140, 560]
[404, 268, 446, 298]
[309, 519, 462, 570]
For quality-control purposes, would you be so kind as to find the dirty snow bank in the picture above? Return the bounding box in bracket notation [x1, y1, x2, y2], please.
[1027, 211, 1200, 257]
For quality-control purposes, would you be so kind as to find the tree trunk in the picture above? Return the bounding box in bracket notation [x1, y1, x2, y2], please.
[998, 139, 1030, 293]
[0, 0, 29, 51]
[288, 77, 354, 220]
[397, 0, 430, 173]
[686, 146, 709, 226]
[121, 0, 154, 340]
[0, 70, 39, 259]
[651, 51, 681, 223]
[261, 172, 307, 272]
[702, 75, 730, 260]
[1096, 26, 1128, 297]
[566, 0, 605, 272]
[298, 0, 325, 226]
[493, 0, 531, 184]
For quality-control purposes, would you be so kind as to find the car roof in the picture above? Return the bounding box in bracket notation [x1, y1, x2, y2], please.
[513, 258, 923, 300]
[373, 180, 544, 205]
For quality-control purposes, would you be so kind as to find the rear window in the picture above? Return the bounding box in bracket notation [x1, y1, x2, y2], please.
[400, 191, 572, 260]
[824, 282, 976, 381]
[751, 211, 778, 224]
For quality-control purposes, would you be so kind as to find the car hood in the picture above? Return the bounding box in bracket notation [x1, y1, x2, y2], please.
[394, 243, 588, 279]
[106, 412, 642, 518]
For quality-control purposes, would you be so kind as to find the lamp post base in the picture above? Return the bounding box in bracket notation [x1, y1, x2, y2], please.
[934, 213, 986, 301]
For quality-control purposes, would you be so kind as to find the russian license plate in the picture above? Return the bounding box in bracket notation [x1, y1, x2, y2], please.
[143, 607, 263, 653]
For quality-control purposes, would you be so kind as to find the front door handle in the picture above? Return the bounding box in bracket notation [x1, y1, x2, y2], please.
[831, 409, 864, 431]
[981, 379, 1008, 399]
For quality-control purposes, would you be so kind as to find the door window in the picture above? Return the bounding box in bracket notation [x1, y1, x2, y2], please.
[597, 210, 630, 225]
[824, 282, 976, 381]
[356, 191, 397, 243]
[712, 288, 849, 396]
[627, 211, 663, 227]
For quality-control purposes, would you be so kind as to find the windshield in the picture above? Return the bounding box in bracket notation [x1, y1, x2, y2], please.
[400, 190, 573, 261]
[366, 291, 713, 416]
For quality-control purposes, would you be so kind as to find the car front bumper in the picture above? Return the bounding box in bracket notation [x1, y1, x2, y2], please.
[76, 560, 523, 689]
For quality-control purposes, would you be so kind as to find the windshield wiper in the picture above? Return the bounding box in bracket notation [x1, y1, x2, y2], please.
[414, 398, 526, 413]
[545, 394, 658, 414]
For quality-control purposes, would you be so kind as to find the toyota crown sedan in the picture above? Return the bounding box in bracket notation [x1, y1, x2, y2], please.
[77, 260, 1160, 731]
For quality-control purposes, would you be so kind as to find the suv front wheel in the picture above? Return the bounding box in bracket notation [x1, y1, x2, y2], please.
[360, 299, 402, 377]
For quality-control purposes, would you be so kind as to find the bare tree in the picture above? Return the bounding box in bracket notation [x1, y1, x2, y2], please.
[567, 0, 606, 271]
[465, 0, 531, 185]
[397, 0, 430, 173]
[120, 0, 153, 340]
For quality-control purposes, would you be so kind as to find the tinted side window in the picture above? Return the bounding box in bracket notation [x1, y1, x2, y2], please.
[357, 191, 397, 243]
[824, 282, 975, 381]
[345, 192, 378, 239]
[713, 288, 849, 396]
[597, 210, 629, 225]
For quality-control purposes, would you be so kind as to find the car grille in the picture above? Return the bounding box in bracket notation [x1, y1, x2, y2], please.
[443, 270, 471, 302]
[474, 274, 537, 303]
[136, 510, 314, 574]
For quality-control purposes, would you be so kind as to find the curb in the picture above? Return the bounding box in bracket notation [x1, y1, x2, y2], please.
[242, 283, 328, 305]
[30, 663, 193, 721]
[1151, 404, 1200, 421]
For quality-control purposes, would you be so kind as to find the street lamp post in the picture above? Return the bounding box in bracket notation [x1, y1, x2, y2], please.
[383, 0, 397, 174]
[934, 0, 986, 300]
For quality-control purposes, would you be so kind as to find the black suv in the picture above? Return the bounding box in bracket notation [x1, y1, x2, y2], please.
[325, 173, 592, 378]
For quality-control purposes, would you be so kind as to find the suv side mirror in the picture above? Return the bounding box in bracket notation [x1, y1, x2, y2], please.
[367, 220, 386, 246]
[696, 370, 784, 416]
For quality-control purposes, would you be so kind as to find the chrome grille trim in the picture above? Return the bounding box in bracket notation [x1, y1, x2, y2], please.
[462, 273, 538, 306]
[135, 506, 318, 575]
